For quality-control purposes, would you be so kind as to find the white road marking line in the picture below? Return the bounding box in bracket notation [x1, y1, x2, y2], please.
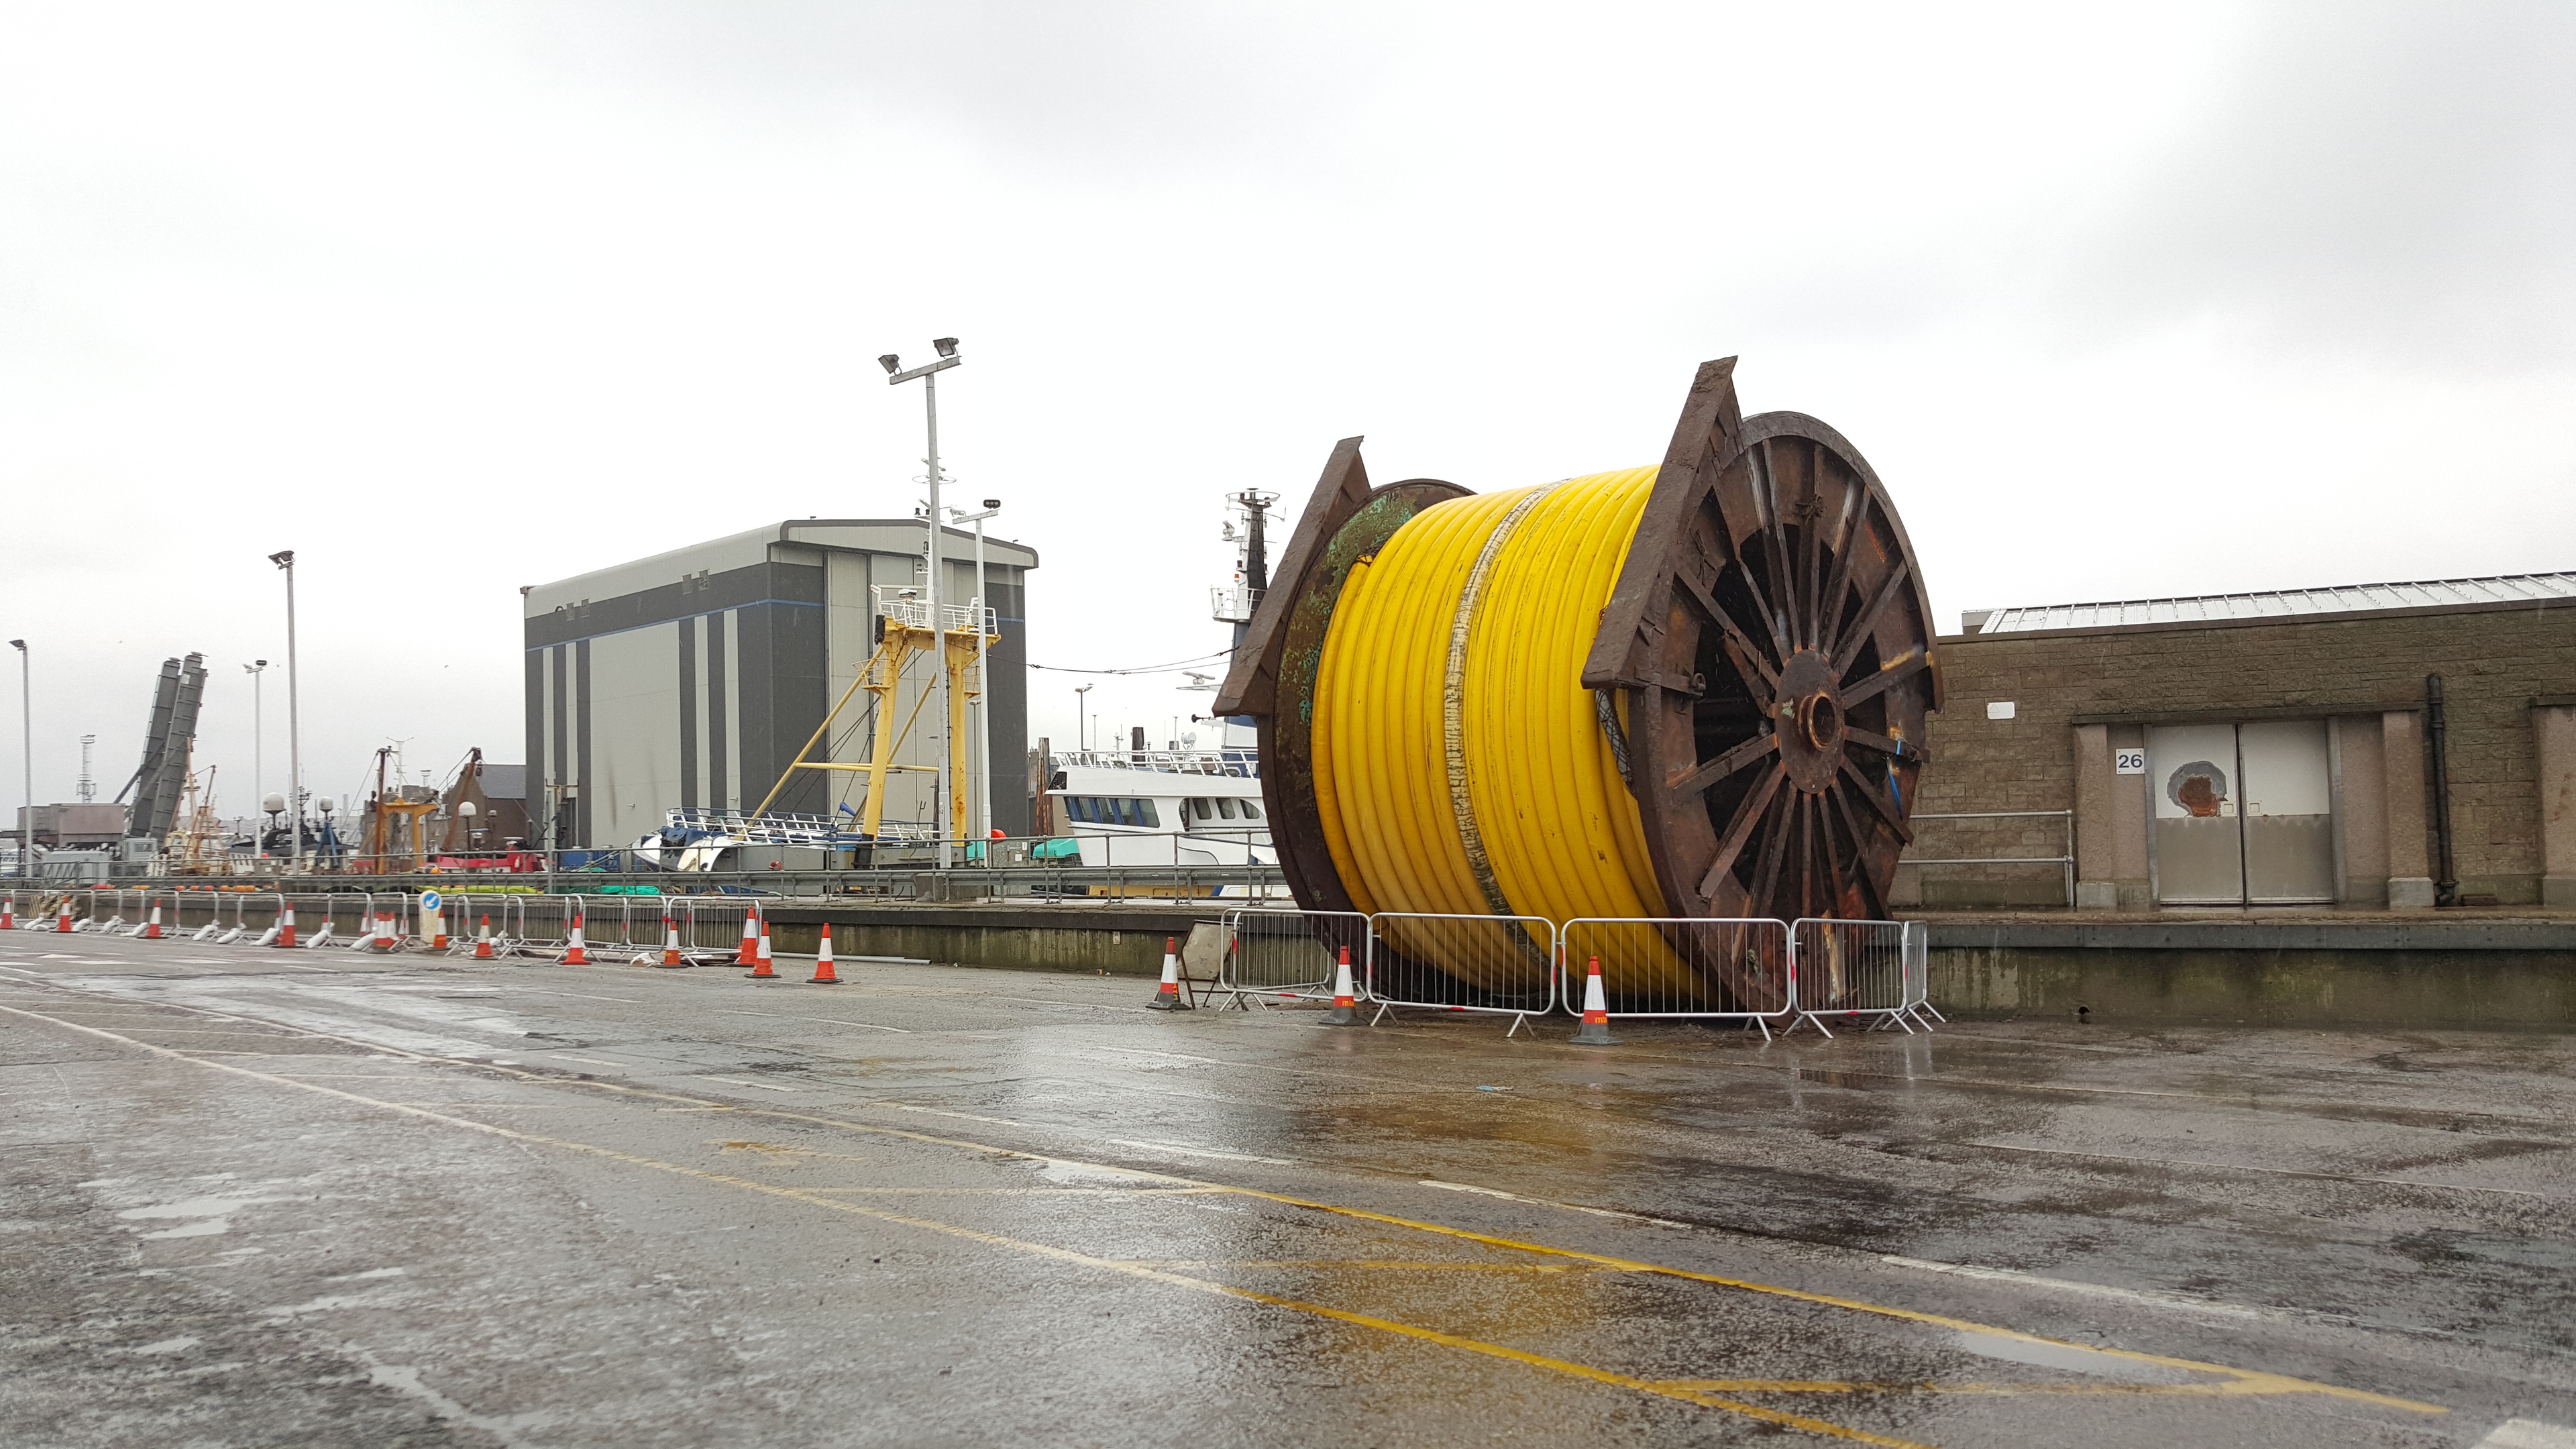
[1419, 1180, 1694, 1230]
[718, 1008, 910, 1033]
[700, 1076, 803, 1093]
[1958, 1138, 2563, 1201]
[1883, 1256, 2271, 1322]
[2480, 1422, 2576, 1448]
[877, 1102, 1299, 1165]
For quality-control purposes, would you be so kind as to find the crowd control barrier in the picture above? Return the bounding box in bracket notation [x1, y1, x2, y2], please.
[1788, 918, 1932, 1036]
[1364, 912, 1560, 1035]
[1214, 908, 1371, 1010]
[1556, 917, 1798, 1040]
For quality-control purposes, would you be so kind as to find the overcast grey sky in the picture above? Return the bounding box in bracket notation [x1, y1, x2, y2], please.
[5, 1, 2570, 812]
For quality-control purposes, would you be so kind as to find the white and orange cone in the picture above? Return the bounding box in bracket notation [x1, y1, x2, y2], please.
[428, 903, 448, 951]
[275, 903, 297, 948]
[1320, 945, 1358, 1026]
[805, 923, 841, 984]
[1148, 935, 1189, 1011]
[142, 904, 164, 940]
[737, 908, 760, 966]
[560, 912, 588, 965]
[474, 914, 496, 960]
[659, 915, 684, 968]
[746, 923, 779, 980]
[1570, 956, 1618, 1044]
[3, 894, 17, 930]
[56, 898, 75, 934]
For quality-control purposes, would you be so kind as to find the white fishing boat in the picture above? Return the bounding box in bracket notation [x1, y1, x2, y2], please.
[1045, 730, 1271, 868]
[1044, 489, 1279, 873]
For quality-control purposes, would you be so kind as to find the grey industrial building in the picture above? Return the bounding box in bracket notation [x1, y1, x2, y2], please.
[524, 519, 1037, 851]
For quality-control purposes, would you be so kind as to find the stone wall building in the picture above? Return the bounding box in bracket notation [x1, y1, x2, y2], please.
[1900, 574, 2576, 911]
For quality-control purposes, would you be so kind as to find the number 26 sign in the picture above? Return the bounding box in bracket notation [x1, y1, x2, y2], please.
[2113, 748, 2147, 775]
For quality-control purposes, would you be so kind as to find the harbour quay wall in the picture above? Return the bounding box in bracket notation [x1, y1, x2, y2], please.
[85, 879, 2576, 1026]
[762, 903, 1210, 977]
[1925, 918, 2576, 1027]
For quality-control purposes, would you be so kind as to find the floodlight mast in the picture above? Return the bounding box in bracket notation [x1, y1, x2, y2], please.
[9, 639, 25, 879]
[884, 341, 964, 866]
[269, 550, 300, 869]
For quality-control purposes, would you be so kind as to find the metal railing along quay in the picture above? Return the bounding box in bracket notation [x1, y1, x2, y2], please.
[79, 827, 1286, 904]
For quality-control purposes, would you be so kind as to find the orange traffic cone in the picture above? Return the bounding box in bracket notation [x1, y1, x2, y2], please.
[746, 927, 778, 980]
[142, 903, 164, 939]
[561, 912, 588, 965]
[275, 904, 297, 947]
[474, 914, 496, 960]
[372, 912, 396, 951]
[806, 923, 841, 984]
[1320, 945, 1358, 1026]
[1570, 956, 1617, 1044]
[56, 898, 75, 933]
[427, 901, 448, 951]
[1148, 935, 1189, 1011]
[737, 908, 760, 965]
[1, 895, 13, 930]
[659, 915, 684, 968]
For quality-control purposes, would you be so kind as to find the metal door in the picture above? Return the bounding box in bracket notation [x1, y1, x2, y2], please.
[2239, 720, 2335, 902]
[2147, 724, 2244, 904]
[2147, 720, 2336, 906]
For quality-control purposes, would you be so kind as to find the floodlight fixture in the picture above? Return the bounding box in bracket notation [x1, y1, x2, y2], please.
[268, 549, 294, 568]
[983, 498, 1000, 509]
[932, 337, 958, 358]
[878, 354, 902, 375]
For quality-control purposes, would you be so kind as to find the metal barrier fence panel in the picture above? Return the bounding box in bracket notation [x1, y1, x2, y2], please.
[1558, 918, 1796, 1037]
[1789, 918, 1925, 1036]
[514, 896, 575, 956]
[1902, 920, 1940, 1024]
[1216, 908, 1370, 1007]
[1365, 912, 1559, 1031]
[682, 898, 749, 961]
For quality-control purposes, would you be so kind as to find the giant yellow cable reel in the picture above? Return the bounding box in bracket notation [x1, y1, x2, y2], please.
[1216, 359, 1943, 1009]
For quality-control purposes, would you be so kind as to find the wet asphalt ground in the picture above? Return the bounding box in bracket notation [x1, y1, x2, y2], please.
[3, 928, 2574, 1448]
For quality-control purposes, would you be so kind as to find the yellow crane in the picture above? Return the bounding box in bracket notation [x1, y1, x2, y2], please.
[752, 588, 997, 841]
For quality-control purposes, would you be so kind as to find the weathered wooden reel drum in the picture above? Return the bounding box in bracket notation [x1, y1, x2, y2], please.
[1216, 359, 1941, 1005]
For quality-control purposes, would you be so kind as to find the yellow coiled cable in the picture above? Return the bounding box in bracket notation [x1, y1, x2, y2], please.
[1312, 467, 1696, 995]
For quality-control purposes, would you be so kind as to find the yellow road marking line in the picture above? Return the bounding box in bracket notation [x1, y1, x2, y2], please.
[0, 994, 2449, 1419]
[802, 1187, 1230, 1196]
[1114, 1259, 1615, 1273]
[1652, 1378, 2348, 1397]
[2, 1002, 1921, 1448]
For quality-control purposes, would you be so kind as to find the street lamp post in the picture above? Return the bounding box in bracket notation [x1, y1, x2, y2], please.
[1075, 683, 1091, 753]
[9, 640, 25, 878]
[949, 500, 1002, 844]
[880, 338, 962, 867]
[268, 551, 301, 869]
[243, 660, 268, 856]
